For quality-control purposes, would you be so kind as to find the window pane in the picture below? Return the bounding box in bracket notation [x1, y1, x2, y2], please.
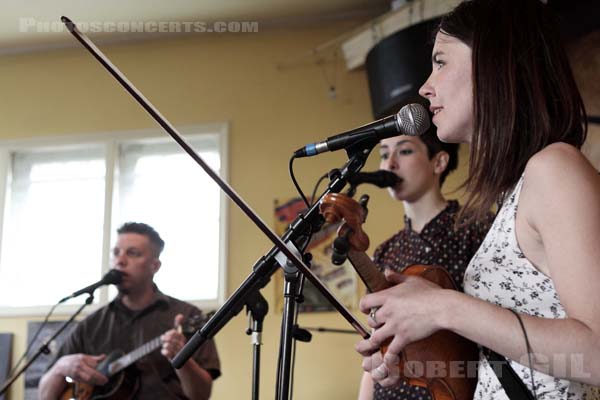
[116, 136, 222, 301]
[0, 147, 106, 307]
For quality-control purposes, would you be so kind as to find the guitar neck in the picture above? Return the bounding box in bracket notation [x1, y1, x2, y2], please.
[108, 337, 162, 376]
[347, 250, 391, 293]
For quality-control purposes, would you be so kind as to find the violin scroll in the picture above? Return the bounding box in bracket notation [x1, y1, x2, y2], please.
[319, 193, 370, 254]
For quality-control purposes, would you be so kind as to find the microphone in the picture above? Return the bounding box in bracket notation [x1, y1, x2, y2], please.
[59, 269, 123, 303]
[293, 103, 429, 158]
[347, 170, 400, 189]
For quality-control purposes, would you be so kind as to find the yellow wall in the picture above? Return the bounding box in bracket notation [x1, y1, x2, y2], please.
[0, 21, 471, 399]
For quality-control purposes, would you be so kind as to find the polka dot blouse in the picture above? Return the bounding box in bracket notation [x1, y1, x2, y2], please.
[371, 200, 493, 400]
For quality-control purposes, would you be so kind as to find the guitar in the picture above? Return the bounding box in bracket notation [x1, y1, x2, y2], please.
[60, 314, 209, 400]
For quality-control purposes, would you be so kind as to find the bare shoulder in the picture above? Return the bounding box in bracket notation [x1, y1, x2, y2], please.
[527, 142, 592, 175]
[521, 143, 600, 224]
[524, 143, 599, 193]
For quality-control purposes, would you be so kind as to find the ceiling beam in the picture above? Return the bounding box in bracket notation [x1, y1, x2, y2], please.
[341, 0, 460, 70]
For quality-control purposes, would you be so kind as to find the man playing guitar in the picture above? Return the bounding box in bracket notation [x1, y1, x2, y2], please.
[39, 222, 220, 400]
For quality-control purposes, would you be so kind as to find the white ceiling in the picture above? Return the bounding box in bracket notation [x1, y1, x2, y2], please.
[0, 0, 390, 53]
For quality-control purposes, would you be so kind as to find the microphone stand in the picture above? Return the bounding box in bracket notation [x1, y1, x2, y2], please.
[179, 149, 372, 400]
[244, 290, 269, 400]
[276, 253, 308, 400]
[178, 148, 373, 400]
[61, 18, 373, 400]
[0, 295, 94, 396]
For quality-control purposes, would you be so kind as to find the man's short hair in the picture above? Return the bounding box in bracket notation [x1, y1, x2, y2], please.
[418, 123, 459, 187]
[117, 222, 165, 257]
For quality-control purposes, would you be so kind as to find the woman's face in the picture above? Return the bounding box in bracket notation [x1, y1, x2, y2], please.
[379, 135, 441, 203]
[419, 32, 474, 144]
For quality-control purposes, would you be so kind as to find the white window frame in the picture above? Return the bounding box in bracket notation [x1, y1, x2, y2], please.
[0, 123, 228, 317]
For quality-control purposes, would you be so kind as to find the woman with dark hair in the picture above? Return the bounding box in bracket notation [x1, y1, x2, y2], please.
[358, 127, 493, 400]
[355, 0, 600, 398]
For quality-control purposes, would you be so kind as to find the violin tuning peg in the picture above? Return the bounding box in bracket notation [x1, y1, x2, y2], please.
[331, 251, 347, 265]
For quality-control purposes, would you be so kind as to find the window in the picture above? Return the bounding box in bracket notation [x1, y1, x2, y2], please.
[0, 125, 227, 315]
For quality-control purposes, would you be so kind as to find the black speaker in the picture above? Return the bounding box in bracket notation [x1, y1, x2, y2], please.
[366, 18, 440, 119]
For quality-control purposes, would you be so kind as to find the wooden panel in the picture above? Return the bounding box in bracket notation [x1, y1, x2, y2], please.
[341, 0, 461, 70]
[569, 31, 600, 170]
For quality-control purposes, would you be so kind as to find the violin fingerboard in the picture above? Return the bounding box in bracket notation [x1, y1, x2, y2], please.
[347, 250, 390, 292]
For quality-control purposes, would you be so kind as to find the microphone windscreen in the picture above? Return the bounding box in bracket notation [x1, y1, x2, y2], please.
[103, 269, 124, 285]
[399, 103, 430, 136]
[347, 170, 399, 188]
[372, 170, 400, 188]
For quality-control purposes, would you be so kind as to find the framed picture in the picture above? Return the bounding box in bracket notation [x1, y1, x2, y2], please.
[24, 320, 78, 400]
[0, 333, 13, 400]
[273, 197, 358, 312]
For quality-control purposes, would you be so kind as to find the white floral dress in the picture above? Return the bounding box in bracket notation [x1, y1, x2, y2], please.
[463, 175, 600, 399]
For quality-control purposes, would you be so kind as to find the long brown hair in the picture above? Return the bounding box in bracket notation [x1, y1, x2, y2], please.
[438, 0, 587, 222]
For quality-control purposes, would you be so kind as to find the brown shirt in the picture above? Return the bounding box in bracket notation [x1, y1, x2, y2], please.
[52, 288, 220, 399]
[372, 200, 492, 400]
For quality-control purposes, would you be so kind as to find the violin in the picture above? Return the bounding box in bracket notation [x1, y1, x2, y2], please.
[320, 193, 478, 400]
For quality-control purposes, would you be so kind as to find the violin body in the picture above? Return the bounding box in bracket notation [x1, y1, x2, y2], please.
[382, 264, 478, 400]
[321, 193, 478, 400]
[347, 252, 478, 400]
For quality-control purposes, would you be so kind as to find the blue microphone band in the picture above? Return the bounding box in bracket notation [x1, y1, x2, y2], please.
[304, 143, 318, 156]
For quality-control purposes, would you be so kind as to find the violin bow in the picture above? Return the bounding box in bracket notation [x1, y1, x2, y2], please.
[60, 17, 370, 346]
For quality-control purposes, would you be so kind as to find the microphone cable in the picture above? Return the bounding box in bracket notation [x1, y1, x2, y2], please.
[288, 155, 310, 208]
[310, 172, 330, 207]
